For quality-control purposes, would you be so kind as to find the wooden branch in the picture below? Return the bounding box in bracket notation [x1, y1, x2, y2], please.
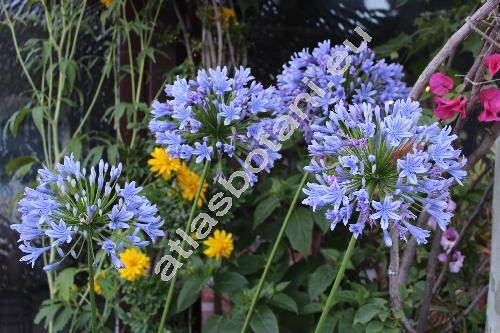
[445, 285, 488, 332]
[466, 123, 500, 171]
[173, 0, 194, 63]
[211, 0, 224, 66]
[409, 0, 499, 100]
[432, 180, 494, 297]
[398, 212, 429, 286]
[415, 229, 443, 333]
[389, 229, 417, 333]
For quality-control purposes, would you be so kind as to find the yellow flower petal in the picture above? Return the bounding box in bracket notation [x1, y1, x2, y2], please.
[148, 147, 181, 181]
[118, 248, 151, 281]
[203, 230, 234, 260]
[177, 164, 208, 206]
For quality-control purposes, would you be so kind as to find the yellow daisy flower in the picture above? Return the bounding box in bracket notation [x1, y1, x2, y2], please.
[177, 164, 207, 207]
[88, 272, 106, 295]
[148, 147, 181, 181]
[118, 248, 151, 281]
[100, 0, 113, 7]
[221, 7, 236, 22]
[203, 230, 234, 260]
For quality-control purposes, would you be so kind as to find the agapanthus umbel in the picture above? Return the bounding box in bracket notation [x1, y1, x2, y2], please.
[12, 155, 164, 270]
[149, 66, 281, 184]
[277, 40, 409, 140]
[302, 99, 466, 245]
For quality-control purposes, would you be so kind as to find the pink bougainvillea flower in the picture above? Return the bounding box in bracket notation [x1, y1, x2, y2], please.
[429, 72, 454, 96]
[434, 96, 467, 120]
[477, 88, 500, 122]
[485, 54, 500, 77]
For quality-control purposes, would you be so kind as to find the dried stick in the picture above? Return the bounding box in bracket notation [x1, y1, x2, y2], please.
[432, 180, 494, 297]
[444, 285, 489, 332]
[466, 123, 500, 170]
[173, 0, 193, 63]
[398, 212, 429, 286]
[211, 0, 223, 65]
[409, 0, 499, 100]
[415, 228, 443, 333]
[389, 229, 417, 333]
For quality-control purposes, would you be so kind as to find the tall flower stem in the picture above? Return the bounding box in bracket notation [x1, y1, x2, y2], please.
[157, 160, 210, 333]
[241, 172, 309, 333]
[314, 234, 357, 333]
[87, 232, 97, 333]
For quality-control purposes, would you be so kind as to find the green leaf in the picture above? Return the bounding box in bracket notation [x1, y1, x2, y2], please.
[317, 314, 337, 333]
[34, 303, 61, 327]
[321, 248, 340, 262]
[270, 293, 298, 313]
[32, 106, 45, 135]
[253, 196, 279, 228]
[353, 304, 381, 325]
[313, 209, 330, 233]
[203, 315, 224, 333]
[234, 255, 266, 275]
[250, 306, 279, 333]
[53, 307, 72, 332]
[175, 276, 207, 313]
[286, 207, 313, 257]
[7, 107, 31, 137]
[13, 162, 34, 179]
[214, 271, 248, 294]
[66, 137, 82, 160]
[301, 302, 322, 314]
[55, 268, 77, 302]
[6, 156, 35, 176]
[365, 321, 384, 333]
[308, 265, 336, 300]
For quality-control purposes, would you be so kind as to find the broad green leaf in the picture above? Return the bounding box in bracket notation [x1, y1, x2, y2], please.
[365, 321, 384, 333]
[286, 207, 313, 257]
[321, 248, 340, 262]
[270, 293, 298, 313]
[175, 276, 207, 313]
[53, 307, 72, 332]
[66, 137, 82, 160]
[250, 306, 279, 333]
[253, 196, 280, 228]
[34, 303, 61, 326]
[353, 304, 381, 325]
[55, 268, 77, 302]
[313, 209, 330, 233]
[234, 255, 266, 275]
[214, 271, 248, 294]
[203, 315, 224, 333]
[32, 106, 45, 135]
[308, 265, 336, 300]
[6, 156, 35, 176]
[300, 302, 322, 314]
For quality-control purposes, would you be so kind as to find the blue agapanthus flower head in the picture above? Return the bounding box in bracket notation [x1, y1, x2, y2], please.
[150, 66, 282, 182]
[12, 155, 164, 270]
[277, 40, 409, 141]
[302, 99, 466, 245]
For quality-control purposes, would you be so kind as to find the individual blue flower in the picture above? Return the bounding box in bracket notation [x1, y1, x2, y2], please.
[11, 155, 164, 270]
[277, 40, 409, 141]
[302, 99, 466, 245]
[150, 66, 282, 183]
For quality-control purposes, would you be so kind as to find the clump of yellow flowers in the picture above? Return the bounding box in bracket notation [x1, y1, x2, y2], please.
[203, 230, 234, 260]
[118, 248, 151, 281]
[148, 147, 207, 206]
[100, 0, 113, 8]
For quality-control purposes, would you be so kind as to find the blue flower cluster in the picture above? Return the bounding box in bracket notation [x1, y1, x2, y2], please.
[149, 66, 282, 183]
[12, 155, 164, 270]
[277, 40, 409, 140]
[302, 99, 466, 245]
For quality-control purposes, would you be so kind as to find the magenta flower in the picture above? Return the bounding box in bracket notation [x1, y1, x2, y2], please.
[440, 227, 458, 253]
[434, 96, 467, 120]
[477, 88, 500, 122]
[485, 53, 500, 77]
[429, 72, 454, 96]
[438, 250, 464, 273]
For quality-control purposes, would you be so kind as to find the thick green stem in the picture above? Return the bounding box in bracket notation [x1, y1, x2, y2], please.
[241, 172, 309, 333]
[87, 232, 97, 333]
[157, 160, 210, 333]
[314, 234, 357, 333]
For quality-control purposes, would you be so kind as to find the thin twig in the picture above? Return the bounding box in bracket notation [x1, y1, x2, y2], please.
[173, 0, 193, 63]
[444, 285, 488, 332]
[389, 229, 417, 333]
[432, 180, 494, 297]
[211, 0, 223, 65]
[415, 228, 443, 333]
[409, 0, 499, 100]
